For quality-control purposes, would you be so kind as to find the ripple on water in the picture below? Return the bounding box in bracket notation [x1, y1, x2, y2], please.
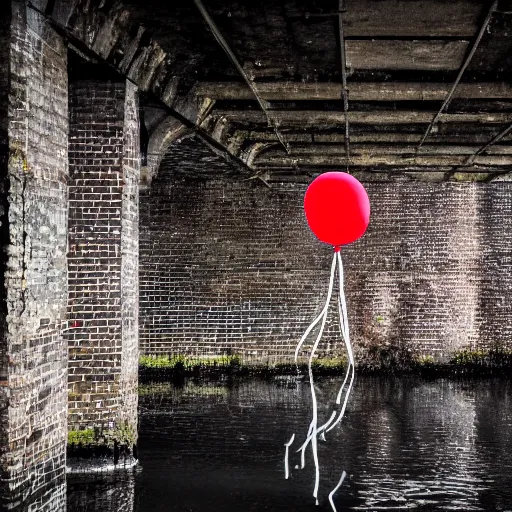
[69, 376, 512, 511]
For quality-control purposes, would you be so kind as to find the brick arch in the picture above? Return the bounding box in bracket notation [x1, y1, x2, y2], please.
[49, 0, 170, 98]
[45, 0, 209, 189]
[46, 0, 202, 120]
[143, 115, 191, 187]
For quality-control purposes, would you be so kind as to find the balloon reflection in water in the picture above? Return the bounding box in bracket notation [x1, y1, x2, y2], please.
[284, 172, 370, 510]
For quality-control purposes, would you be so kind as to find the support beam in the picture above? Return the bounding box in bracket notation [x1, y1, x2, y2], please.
[346, 39, 469, 71]
[26, 1, 254, 178]
[418, 0, 498, 147]
[254, 153, 512, 168]
[192, 0, 289, 153]
[67, 79, 139, 468]
[230, 130, 512, 145]
[466, 122, 512, 164]
[263, 144, 512, 156]
[211, 110, 512, 126]
[195, 81, 512, 102]
[1, 2, 68, 504]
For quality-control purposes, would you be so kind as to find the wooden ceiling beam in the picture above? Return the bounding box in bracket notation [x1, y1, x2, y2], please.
[346, 40, 469, 71]
[192, 0, 289, 153]
[341, 0, 483, 38]
[212, 110, 512, 126]
[260, 144, 512, 157]
[195, 81, 512, 102]
[254, 155, 512, 168]
[418, 0, 499, 147]
[230, 130, 512, 145]
[466, 122, 512, 164]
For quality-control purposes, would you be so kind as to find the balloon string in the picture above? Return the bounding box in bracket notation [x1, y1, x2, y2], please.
[294, 251, 339, 362]
[288, 251, 354, 505]
[298, 252, 352, 449]
[284, 434, 295, 480]
[328, 471, 347, 512]
[306, 252, 337, 500]
[326, 252, 355, 433]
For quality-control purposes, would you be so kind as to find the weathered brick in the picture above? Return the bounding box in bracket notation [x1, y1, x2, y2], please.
[0, 1, 68, 506]
[67, 77, 139, 458]
[140, 136, 512, 364]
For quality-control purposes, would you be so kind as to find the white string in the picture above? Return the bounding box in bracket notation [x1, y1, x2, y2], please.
[287, 250, 355, 507]
[328, 471, 347, 512]
[300, 421, 314, 468]
[298, 251, 349, 452]
[294, 306, 328, 361]
[306, 252, 337, 500]
[284, 434, 295, 479]
[326, 252, 355, 433]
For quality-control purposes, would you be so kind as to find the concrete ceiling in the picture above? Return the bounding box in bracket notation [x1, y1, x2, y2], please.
[131, 0, 512, 182]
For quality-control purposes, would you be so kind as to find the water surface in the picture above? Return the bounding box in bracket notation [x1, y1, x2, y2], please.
[68, 376, 512, 511]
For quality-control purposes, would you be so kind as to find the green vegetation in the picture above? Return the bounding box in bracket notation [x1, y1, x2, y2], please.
[67, 422, 137, 448]
[415, 354, 436, 366]
[104, 422, 137, 446]
[450, 349, 487, 365]
[139, 353, 242, 370]
[139, 353, 350, 372]
[312, 356, 348, 368]
[68, 429, 95, 446]
[139, 353, 351, 381]
[138, 346, 512, 381]
[449, 348, 512, 367]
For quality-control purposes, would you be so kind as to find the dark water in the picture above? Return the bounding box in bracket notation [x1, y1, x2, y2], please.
[66, 376, 512, 512]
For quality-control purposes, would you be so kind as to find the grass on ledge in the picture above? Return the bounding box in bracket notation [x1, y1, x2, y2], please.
[139, 348, 512, 379]
[68, 429, 95, 446]
[139, 354, 242, 370]
[139, 354, 349, 378]
[449, 348, 512, 367]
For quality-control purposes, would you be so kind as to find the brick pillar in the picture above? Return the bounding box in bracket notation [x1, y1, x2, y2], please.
[0, 1, 68, 507]
[67, 78, 139, 467]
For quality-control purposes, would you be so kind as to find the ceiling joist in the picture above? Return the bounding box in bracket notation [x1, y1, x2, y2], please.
[418, 0, 499, 148]
[211, 110, 512, 126]
[195, 82, 512, 102]
[193, 0, 289, 153]
[338, 2, 350, 166]
[254, 153, 512, 168]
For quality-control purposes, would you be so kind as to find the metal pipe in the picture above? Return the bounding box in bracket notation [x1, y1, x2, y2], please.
[26, 1, 253, 176]
[484, 170, 511, 182]
[443, 121, 512, 179]
[417, 0, 498, 149]
[193, 0, 289, 154]
[466, 122, 512, 164]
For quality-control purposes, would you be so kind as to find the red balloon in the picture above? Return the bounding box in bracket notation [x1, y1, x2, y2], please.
[304, 172, 370, 247]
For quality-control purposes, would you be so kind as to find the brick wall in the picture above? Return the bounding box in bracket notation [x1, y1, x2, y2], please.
[139, 136, 512, 363]
[0, 0, 68, 504]
[67, 78, 139, 451]
[120, 82, 139, 436]
[0, 4, 11, 487]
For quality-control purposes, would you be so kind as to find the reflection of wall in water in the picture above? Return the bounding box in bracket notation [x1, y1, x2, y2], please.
[474, 380, 512, 511]
[67, 472, 135, 512]
[328, 378, 483, 509]
[142, 377, 500, 510]
[2, 477, 66, 512]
